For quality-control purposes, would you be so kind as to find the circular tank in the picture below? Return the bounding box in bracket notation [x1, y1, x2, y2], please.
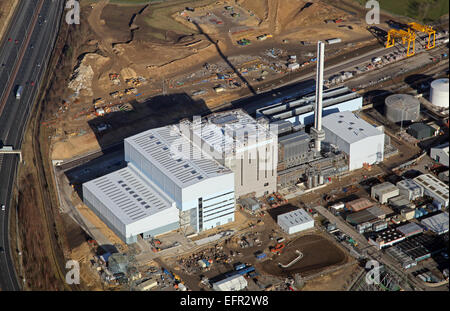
[430, 78, 449, 108]
[385, 94, 420, 123]
[307, 175, 313, 189]
[319, 175, 324, 185]
[313, 175, 319, 188]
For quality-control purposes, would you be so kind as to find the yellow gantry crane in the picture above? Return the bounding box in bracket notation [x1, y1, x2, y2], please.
[385, 28, 416, 57]
[408, 22, 436, 50]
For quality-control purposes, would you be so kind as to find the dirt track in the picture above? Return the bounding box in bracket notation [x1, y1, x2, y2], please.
[258, 234, 347, 277]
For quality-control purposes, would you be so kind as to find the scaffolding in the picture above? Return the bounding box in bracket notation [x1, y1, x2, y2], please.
[385, 29, 416, 57]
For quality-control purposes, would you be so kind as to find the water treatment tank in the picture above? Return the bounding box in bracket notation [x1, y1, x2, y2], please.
[385, 94, 420, 123]
[430, 78, 449, 108]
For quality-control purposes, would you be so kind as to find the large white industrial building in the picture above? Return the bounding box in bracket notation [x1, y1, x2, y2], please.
[322, 111, 385, 171]
[186, 109, 278, 198]
[83, 165, 180, 244]
[83, 109, 281, 243]
[84, 122, 236, 243]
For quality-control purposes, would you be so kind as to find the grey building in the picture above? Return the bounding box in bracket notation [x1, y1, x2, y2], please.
[407, 123, 436, 140]
[396, 179, 424, 201]
[430, 142, 449, 167]
[189, 109, 278, 198]
[278, 131, 313, 170]
[371, 182, 400, 204]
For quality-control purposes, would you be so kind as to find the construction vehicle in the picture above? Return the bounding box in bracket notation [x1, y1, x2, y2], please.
[347, 237, 358, 247]
[408, 22, 435, 50]
[385, 28, 416, 57]
[237, 38, 251, 46]
[270, 243, 285, 255]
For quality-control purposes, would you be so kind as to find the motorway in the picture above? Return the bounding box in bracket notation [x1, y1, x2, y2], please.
[0, 0, 64, 291]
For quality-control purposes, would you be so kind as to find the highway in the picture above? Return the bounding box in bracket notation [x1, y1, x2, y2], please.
[0, 0, 64, 291]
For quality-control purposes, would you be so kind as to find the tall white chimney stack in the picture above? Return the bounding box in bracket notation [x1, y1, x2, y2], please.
[311, 41, 326, 153]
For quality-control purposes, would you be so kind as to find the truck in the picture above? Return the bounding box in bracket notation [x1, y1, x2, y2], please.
[16, 85, 23, 99]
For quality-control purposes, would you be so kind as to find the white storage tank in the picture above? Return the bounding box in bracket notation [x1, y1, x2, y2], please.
[430, 78, 449, 108]
[385, 94, 420, 123]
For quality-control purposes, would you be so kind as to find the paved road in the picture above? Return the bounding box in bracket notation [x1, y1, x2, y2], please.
[0, 0, 64, 291]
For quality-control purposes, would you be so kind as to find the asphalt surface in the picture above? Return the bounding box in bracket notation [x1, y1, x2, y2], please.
[0, 0, 64, 291]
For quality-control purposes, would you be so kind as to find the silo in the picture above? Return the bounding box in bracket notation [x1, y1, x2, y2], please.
[385, 94, 420, 123]
[319, 175, 324, 185]
[430, 78, 449, 108]
[307, 175, 313, 189]
[313, 175, 318, 188]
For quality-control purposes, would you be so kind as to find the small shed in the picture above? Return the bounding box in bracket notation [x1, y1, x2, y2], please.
[407, 123, 435, 140]
[239, 198, 261, 211]
[346, 198, 374, 212]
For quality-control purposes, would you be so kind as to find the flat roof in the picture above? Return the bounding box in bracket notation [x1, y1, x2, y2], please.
[278, 130, 310, 146]
[125, 124, 232, 189]
[371, 228, 404, 243]
[83, 166, 175, 225]
[413, 174, 449, 202]
[322, 111, 383, 144]
[397, 222, 424, 236]
[397, 179, 422, 191]
[372, 182, 398, 194]
[367, 206, 386, 218]
[431, 142, 449, 156]
[278, 208, 313, 227]
[421, 212, 449, 234]
[193, 109, 276, 156]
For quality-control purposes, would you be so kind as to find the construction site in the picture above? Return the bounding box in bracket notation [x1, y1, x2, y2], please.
[4, 0, 447, 293]
[44, 0, 450, 162]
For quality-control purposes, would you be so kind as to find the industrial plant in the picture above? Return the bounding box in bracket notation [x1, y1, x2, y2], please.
[0, 0, 448, 294]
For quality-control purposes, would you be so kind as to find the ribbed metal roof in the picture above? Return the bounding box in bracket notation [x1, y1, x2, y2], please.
[126, 124, 232, 189]
[83, 165, 175, 225]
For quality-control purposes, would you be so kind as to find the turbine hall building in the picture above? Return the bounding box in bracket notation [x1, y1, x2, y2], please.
[322, 111, 385, 171]
[186, 109, 278, 198]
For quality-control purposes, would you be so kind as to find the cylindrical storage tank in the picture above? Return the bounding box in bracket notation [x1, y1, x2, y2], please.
[307, 175, 313, 189]
[385, 94, 420, 123]
[430, 78, 449, 108]
[313, 175, 318, 187]
[319, 175, 324, 185]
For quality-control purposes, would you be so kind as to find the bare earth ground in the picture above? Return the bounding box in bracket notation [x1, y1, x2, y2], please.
[258, 234, 348, 277]
[0, 0, 19, 42]
[301, 263, 362, 291]
[48, 0, 391, 160]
